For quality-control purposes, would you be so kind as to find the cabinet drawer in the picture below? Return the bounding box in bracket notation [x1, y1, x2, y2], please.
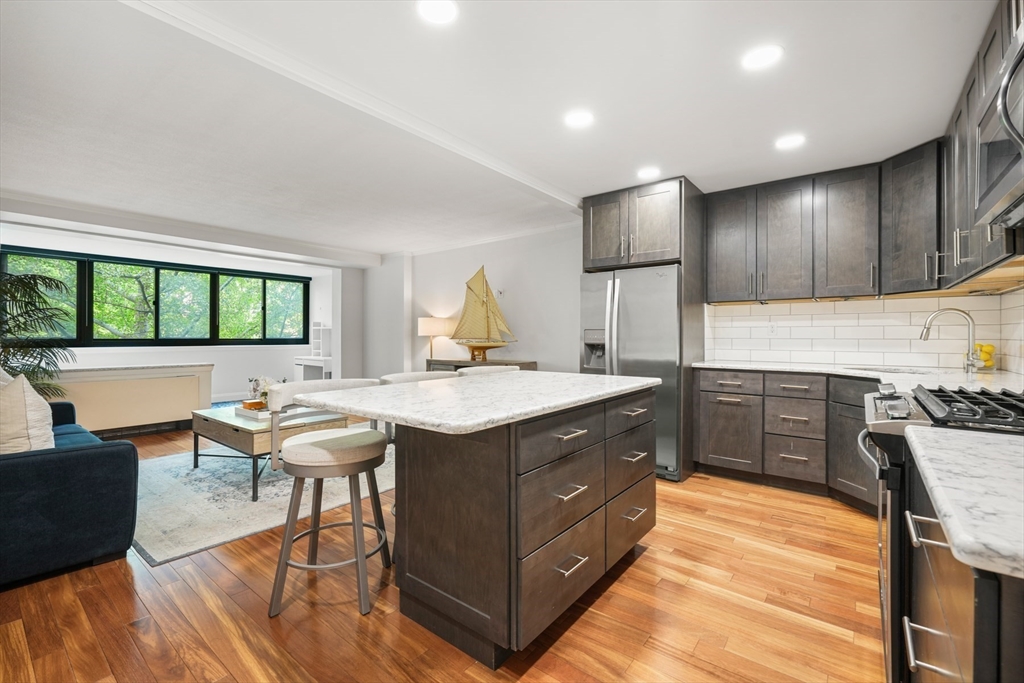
[517, 403, 605, 474]
[518, 508, 605, 647]
[193, 416, 255, 454]
[605, 421, 656, 500]
[605, 473, 656, 571]
[518, 442, 606, 558]
[829, 376, 879, 407]
[605, 390, 655, 438]
[699, 392, 763, 473]
[763, 434, 826, 483]
[699, 370, 763, 395]
[764, 396, 826, 440]
[764, 373, 827, 400]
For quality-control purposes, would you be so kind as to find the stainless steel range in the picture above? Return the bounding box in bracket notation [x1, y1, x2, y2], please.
[860, 384, 1024, 683]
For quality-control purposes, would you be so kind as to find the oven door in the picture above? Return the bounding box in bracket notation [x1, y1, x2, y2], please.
[859, 430, 892, 681]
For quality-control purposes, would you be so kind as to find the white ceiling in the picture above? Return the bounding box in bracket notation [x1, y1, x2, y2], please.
[0, 0, 998, 261]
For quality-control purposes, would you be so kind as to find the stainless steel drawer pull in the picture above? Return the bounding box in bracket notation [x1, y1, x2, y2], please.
[555, 484, 588, 501]
[716, 397, 742, 403]
[716, 380, 742, 386]
[778, 453, 809, 461]
[556, 554, 589, 578]
[556, 428, 588, 441]
[779, 415, 809, 422]
[623, 407, 648, 417]
[623, 507, 647, 522]
[904, 511, 951, 549]
[902, 617, 958, 678]
[623, 451, 648, 463]
[778, 384, 810, 390]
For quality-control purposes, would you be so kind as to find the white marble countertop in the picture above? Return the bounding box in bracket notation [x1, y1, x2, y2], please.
[293, 371, 661, 435]
[693, 360, 1024, 393]
[904, 427, 1024, 578]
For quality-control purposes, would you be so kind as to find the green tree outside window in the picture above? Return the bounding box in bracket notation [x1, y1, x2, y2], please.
[219, 276, 263, 340]
[93, 262, 156, 339]
[4, 255, 77, 338]
[159, 270, 210, 339]
[266, 280, 303, 339]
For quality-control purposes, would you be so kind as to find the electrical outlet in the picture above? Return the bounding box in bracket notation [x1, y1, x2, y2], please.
[768, 321, 779, 338]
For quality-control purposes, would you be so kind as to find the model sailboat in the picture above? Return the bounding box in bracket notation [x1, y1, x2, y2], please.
[450, 266, 517, 362]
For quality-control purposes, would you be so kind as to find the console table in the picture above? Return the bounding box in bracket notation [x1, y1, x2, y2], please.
[426, 358, 537, 372]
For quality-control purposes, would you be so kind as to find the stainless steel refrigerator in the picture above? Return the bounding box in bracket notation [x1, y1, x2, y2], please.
[580, 264, 704, 481]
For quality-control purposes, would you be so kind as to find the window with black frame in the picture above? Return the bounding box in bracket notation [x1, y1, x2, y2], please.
[0, 247, 310, 347]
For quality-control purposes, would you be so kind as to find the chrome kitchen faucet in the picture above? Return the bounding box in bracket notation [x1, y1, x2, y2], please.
[919, 308, 985, 375]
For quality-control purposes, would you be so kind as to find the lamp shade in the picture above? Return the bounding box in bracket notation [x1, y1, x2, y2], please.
[418, 317, 451, 337]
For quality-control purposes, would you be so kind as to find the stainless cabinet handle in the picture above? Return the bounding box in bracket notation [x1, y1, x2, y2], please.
[623, 407, 648, 417]
[934, 251, 950, 278]
[555, 484, 588, 501]
[869, 262, 876, 289]
[748, 273, 754, 294]
[556, 554, 589, 577]
[759, 272, 765, 295]
[779, 415, 809, 422]
[904, 511, 951, 549]
[902, 617, 959, 678]
[778, 453, 809, 461]
[778, 384, 810, 390]
[924, 251, 930, 280]
[629, 234, 634, 259]
[620, 235, 625, 259]
[716, 380, 742, 386]
[623, 507, 647, 522]
[623, 451, 648, 463]
[716, 397, 742, 403]
[556, 428, 588, 441]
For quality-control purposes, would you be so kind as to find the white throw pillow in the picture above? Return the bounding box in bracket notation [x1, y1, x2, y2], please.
[0, 375, 55, 454]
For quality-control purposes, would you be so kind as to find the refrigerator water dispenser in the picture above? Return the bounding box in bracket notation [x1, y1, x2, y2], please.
[582, 329, 606, 370]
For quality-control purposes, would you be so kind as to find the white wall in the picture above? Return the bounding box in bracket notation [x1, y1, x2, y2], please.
[1, 223, 341, 400]
[363, 252, 412, 378]
[704, 295, 1019, 371]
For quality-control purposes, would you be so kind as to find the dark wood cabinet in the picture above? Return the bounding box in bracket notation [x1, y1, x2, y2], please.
[827, 401, 876, 507]
[628, 180, 680, 264]
[698, 391, 763, 473]
[706, 187, 757, 302]
[582, 190, 627, 270]
[946, 62, 981, 284]
[881, 141, 942, 294]
[757, 178, 814, 300]
[813, 165, 880, 298]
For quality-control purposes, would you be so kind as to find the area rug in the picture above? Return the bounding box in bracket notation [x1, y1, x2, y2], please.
[133, 434, 395, 566]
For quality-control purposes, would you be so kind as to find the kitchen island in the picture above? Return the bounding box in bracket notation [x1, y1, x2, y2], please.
[294, 371, 661, 668]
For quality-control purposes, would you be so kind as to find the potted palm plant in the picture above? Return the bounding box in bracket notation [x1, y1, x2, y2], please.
[0, 271, 76, 398]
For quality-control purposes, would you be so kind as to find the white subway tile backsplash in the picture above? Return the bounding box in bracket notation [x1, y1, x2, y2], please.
[799, 351, 836, 364]
[769, 338, 813, 351]
[750, 350, 791, 362]
[791, 302, 835, 315]
[733, 316, 771, 327]
[715, 327, 752, 339]
[812, 313, 860, 327]
[834, 300, 885, 314]
[714, 304, 751, 317]
[789, 327, 835, 339]
[939, 354, 966, 368]
[883, 297, 939, 312]
[859, 312, 912, 326]
[1001, 289, 1024, 310]
[1002, 305, 1024, 325]
[910, 339, 969, 354]
[772, 314, 814, 327]
[732, 339, 771, 350]
[836, 326, 885, 339]
[910, 310, 1001, 326]
[715, 349, 751, 361]
[750, 326, 791, 339]
[938, 325, 1002, 341]
[884, 327, 927, 339]
[756, 303, 791, 315]
[944, 296, 1002, 310]
[834, 351, 885, 365]
[883, 352, 940, 368]
[812, 339, 860, 352]
[859, 339, 911, 353]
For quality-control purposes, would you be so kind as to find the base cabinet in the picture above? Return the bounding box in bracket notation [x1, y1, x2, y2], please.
[698, 390, 763, 473]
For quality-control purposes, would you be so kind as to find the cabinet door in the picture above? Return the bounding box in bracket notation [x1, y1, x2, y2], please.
[583, 190, 627, 271]
[698, 392, 763, 473]
[628, 180, 680, 264]
[978, 2, 1008, 103]
[706, 187, 757, 302]
[827, 402, 876, 506]
[757, 178, 814, 300]
[945, 63, 981, 285]
[881, 141, 941, 294]
[813, 166, 880, 298]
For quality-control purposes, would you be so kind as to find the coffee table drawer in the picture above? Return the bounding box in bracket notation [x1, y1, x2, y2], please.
[193, 415, 255, 454]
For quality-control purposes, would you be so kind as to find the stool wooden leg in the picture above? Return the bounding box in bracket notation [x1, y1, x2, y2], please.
[269, 476, 305, 618]
[366, 470, 391, 568]
[349, 474, 370, 615]
[308, 478, 324, 565]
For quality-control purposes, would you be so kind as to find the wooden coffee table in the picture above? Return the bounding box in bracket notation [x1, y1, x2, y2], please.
[191, 407, 349, 501]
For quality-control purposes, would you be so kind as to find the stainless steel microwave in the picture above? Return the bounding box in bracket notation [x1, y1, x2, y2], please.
[976, 43, 1024, 229]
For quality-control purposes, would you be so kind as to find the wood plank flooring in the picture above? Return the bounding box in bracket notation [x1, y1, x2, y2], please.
[0, 430, 883, 683]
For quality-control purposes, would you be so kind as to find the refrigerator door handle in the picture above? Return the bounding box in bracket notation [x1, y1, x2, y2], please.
[610, 277, 621, 375]
[604, 279, 614, 375]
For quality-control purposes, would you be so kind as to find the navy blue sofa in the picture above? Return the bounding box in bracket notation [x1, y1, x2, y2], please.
[0, 402, 138, 586]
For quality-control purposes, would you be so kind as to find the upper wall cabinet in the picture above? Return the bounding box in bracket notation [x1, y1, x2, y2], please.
[582, 190, 628, 270]
[706, 188, 757, 302]
[881, 141, 941, 294]
[628, 180, 681, 264]
[757, 178, 814, 300]
[813, 166, 880, 298]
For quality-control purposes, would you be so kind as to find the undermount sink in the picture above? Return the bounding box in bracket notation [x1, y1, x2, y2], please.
[842, 366, 935, 375]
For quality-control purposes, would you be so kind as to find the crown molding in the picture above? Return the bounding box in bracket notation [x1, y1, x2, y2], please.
[120, 0, 581, 215]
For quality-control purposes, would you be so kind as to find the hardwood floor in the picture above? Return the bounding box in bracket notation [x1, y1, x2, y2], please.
[0, 430, 883, 683]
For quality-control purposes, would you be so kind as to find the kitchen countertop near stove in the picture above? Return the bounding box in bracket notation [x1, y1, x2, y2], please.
[905, 426, 1024, 579]
[693, 361, 1024, 393]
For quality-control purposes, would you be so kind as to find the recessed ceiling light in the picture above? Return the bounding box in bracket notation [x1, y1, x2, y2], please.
[417, 0, 458, 25]
[775, 133, 806, 150]
[742, 44, 784, 71]
[564, 110, 594, 129]
[637, 167, 661, 180]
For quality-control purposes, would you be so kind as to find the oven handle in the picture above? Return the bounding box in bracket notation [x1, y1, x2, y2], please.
[857, 429, 880, 478]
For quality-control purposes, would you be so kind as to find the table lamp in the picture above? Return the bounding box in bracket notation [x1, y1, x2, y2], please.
[418, 317, 452, 358]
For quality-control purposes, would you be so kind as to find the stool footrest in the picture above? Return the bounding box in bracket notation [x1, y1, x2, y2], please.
[286, 521, 387, 572]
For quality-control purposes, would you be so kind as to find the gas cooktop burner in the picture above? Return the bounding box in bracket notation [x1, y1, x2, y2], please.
[912, 385, 1024, 432]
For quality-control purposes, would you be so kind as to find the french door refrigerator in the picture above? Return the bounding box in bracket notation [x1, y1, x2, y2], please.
[580, 264, 702, 481]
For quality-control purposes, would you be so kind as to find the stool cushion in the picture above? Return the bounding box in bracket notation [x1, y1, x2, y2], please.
[282, 427, 387, 468]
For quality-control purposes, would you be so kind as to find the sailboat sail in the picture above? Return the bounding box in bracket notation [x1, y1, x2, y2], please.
[451, 267, 516, 354]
